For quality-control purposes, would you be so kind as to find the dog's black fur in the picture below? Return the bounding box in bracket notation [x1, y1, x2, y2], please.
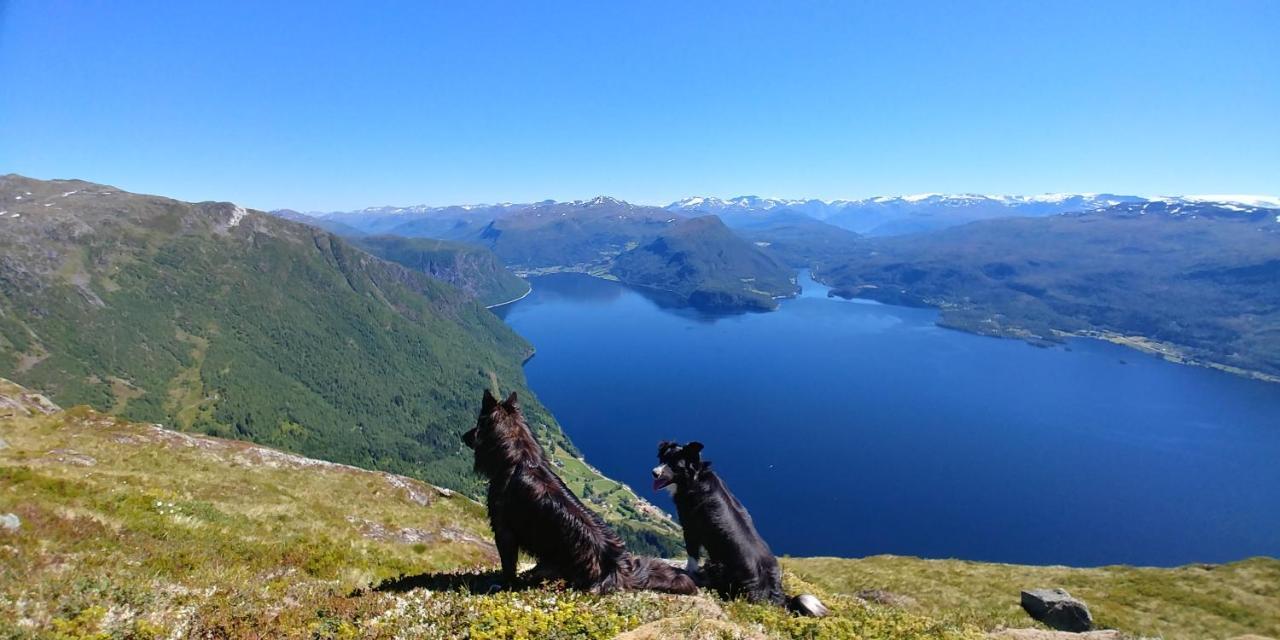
[653, 441, 827, 616]
[462, 390, 696, 595]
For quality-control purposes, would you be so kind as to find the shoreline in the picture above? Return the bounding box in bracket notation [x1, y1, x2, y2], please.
[1068, 330, 1280, 385]
[483, 282, 533, 309]
[807, 269, 1280, 386]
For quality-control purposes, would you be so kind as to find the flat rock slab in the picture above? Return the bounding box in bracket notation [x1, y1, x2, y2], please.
[1022, 588, 1094, 632]
[988, 630, 1122, 640]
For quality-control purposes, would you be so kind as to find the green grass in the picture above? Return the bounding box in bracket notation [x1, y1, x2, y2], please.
[786, 555, 1280, 640]
[3, 384, 1276, 639]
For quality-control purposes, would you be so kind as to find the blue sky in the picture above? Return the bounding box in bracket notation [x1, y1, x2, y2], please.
[1, 1, 1277, 211]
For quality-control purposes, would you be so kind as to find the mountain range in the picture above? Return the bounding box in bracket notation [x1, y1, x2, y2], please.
[271, 193, 1280, 374]
[666, 193, 1280, 235]
[292, 193, 1280, 240]
[817, 199, 1280, 381]
[277, 197, 799, 311]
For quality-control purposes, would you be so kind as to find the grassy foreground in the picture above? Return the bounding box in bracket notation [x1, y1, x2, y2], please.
[1, 379, 1275, 639]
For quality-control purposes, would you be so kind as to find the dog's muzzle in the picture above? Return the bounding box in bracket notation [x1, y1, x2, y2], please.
[652, 464, 674, 491]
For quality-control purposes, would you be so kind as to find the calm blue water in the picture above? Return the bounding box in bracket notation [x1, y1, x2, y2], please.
[495, 271, 1280, 567]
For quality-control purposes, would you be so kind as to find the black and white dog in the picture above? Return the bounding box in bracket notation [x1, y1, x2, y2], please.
[653, 441, 827, 616]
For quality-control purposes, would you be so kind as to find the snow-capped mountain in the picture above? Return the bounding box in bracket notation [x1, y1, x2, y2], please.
[1178, 195, 1280, 209]
[666, 193, 1278, 235]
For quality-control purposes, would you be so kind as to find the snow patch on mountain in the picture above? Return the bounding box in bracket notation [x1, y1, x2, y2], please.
[1182, 194, 1280, 208]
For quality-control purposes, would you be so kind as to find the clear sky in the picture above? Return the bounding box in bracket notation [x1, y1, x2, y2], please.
[1, 1, 1277, 211]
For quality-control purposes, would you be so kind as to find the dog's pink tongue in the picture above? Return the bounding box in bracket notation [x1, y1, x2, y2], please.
[652, 478, 666, 491]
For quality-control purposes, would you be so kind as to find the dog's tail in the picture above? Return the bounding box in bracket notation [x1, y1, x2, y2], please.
[786, 593, 829, 617]
[612, 555, 698, 595]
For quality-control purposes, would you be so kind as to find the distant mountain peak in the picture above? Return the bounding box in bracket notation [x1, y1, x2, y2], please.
[1178, 194, 1280, 208]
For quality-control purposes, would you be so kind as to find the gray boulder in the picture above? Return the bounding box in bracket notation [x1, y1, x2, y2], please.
[1021, 588, 1093, 632]
[0, 513, 19, 532]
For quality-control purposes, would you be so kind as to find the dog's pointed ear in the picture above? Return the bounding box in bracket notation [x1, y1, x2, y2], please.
[504, 391, 519, 408]
[686, 441, 704, 456]
[482, 389, 499, 412]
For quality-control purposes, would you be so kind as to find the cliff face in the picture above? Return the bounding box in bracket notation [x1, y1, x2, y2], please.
[3, 379, 1277, 640]
[352, 234, 531, 307]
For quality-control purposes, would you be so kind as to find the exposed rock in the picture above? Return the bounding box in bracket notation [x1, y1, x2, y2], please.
[1022, 588, 1094, 632]
[0, 437, 7, 449]
[0, 513, 19, 531]
[45, 448, 96, 466]
[988, 630, 1122, 640]
[383, 473, 434, 506]
[0, 377, 61, 418]
[857, 588, 918, 608]
[346, 516, 438, 544]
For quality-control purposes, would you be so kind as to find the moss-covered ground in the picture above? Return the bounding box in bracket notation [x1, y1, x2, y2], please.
[2, 380, 1274, 639]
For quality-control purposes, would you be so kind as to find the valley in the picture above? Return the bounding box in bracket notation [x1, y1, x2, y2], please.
[294, 191, 1280, 383]
[2, 175, 1278, 639]
[6, 4, 1276, 638]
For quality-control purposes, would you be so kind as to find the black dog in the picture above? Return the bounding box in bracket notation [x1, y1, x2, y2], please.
[653, 440, 827, 616]
[462, 390, 696, 595]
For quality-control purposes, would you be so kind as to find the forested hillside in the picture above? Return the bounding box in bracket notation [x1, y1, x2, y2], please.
[352, 235, 530, 307]
[0, 175, 679, 553]
[817, 201, 1280, 380]
[610, 215, 799, 311]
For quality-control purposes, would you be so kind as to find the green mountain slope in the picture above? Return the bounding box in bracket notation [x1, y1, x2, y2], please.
[0, 175, 678, 553]
[610, 215, 799, 311]
[817, 202, 1280, 381]
[468, 197, 682, 270]
[352, 235, 530, 307]
[3, 383, 1275, 640]
[726, 209, 865, 269]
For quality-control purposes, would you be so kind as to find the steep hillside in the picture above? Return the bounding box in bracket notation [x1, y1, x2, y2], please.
[4, 381, 1275, 639]
[352, 235, 530, 307]
[817, 201, 1280, 381]
[0, 175, 679, 553]
[610, 216, 799, 311]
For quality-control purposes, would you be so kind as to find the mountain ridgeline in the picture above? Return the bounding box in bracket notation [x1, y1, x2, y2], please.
[292, 197, 800, 312]
[0, 175, 680, 554]
[667, 194, 1150, 235]
[287, 191, 1280, 381]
